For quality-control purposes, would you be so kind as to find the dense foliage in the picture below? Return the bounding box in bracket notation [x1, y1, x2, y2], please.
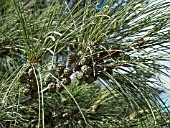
[0, 0, 170, 127]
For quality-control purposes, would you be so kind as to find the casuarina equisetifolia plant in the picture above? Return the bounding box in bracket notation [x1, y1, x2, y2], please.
[0, 0, 170, 127]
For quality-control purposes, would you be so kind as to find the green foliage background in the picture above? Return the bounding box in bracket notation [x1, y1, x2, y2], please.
[0, 0, 170, 127]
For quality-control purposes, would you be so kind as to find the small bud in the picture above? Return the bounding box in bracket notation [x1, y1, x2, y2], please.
[79, 57, 90, 65]
[45, 76, 54, 85]
[76, 71, 86, 81]
[67, 52, 77, 65]
[81, 65, 92, 75]
[56, 83, 64, 92]
[63, 68, 73, 77]
[20, 72, 30, 83]
[55, 64, 65, 77]
[58, 64, 65, 72]
[62, 77, 71, 85]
